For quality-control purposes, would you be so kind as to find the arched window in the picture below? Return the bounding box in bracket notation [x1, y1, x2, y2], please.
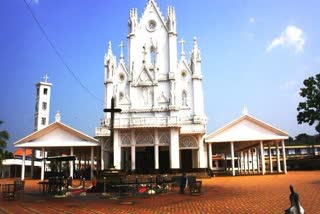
[150, 46, 156, 65]
[182, 90, 188, 106]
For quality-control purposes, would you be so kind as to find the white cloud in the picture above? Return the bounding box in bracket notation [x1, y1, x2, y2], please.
[249, 17, 255, 24]
[266, 25, 305, 53]
[30, 0, 39, 5]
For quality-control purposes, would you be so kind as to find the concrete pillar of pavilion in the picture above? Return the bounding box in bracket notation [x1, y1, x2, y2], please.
[240, 151, 243, 174]
[41, 147, 45, 181]
[276, 142, 281, 172]
[170, 128, 180, 169]
[100, 142, 104, 170]
[131, 130, 136, 171]
[244, 151, 247, 174]
[70, 147, 74, 178]
[31, 149, 35, 178]
[21, 148, 26, 180]
[90, 146, 94, 180]
[208, 143, 213, 170]
[281, 140, 287, 174]
[198, 135, 207, 168]
[268, 144, 273, 173]
[247, 150, 250, 174]
[113, 130, 121, 169]
[237, 153, 240, 175]
[154, 129, 159, 170]
[260, 141, 266, 175]
[230, 142, 235, 176]
[251, 148, 254, 174]
[256, 146, 260, 173]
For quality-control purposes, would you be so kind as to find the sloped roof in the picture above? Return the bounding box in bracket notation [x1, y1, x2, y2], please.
[205, 114, 289, 143]
[13, 149, 33, 157]
[14, 121, 99, 148]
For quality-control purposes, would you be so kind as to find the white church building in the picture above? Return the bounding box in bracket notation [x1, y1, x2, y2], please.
[96, 0, 207, 173]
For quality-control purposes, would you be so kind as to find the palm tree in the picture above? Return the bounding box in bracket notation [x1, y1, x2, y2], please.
[0, 120, 10, 165]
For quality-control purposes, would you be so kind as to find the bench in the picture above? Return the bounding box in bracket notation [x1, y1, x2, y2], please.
[2, 184, 15, 200]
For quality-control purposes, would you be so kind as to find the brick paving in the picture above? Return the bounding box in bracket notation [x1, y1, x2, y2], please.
[1, 171, 320, 214]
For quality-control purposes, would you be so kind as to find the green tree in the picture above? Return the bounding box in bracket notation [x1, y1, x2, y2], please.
[297, 73, 320, 134]
[0, 121, 10, 165]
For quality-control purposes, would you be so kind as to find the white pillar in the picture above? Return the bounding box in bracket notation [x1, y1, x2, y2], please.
[260, 141, 266, 175]
[101, 142, 105, 170]
[247, 150, 250, 174]
[170, 128, 180, 169]
[240, 151, 243, 174]
[268, 144, 273, 173]
[31, 149, 34, 178]
[131, 130, 136, 171]
[256, 146, 260, 173]
[281, 140, 287, 174]
[244, 151, 247, 173]
[21, 148, 26, 180]
[70, 147, 74, 178]
[276, 142, 281, 172]
[155, 129, 159, 170]
[198, 135, 207, 168]
[251, 149, 254, 174]
[237, 153, 240, 175]
[90, 146, 94, 180]
[230, 142, 235, 176]
[41, 147, 45, 181]
[208, 143, 213, 170]
[113, 130, 121, 169]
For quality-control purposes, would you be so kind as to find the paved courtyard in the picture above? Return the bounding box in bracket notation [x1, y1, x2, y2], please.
[1, 171, 319, 214]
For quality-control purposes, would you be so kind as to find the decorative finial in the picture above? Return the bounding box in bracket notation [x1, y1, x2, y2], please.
[55, 111, 61, 122]
[179, 38, 185, 57]
[242, 106, 249, 115]
[107, 41, 112, 54]
[119, 41, 124, 60]
[193, 37, 198, 49]
[44, 74, 49, 83]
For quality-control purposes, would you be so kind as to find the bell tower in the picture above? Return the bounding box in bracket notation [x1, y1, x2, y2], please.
[34, 74, 52, 131]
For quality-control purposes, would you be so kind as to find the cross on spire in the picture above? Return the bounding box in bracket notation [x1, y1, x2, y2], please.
[119, 41, 124, 60]
[44, 74, 49, 83]
[179, 38, 185, 57]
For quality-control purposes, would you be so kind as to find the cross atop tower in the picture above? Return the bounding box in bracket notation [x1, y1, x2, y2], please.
[242, 106, 249, 115]
[44, 74, 49, 83]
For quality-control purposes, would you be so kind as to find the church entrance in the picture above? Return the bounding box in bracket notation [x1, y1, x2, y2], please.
[136, 147, 154, 174]
[180, 149, 193, 172]
[159, 146, 170, 173]
[121, 147, 131, 172]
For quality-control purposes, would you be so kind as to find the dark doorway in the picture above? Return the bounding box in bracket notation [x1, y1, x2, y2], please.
[180, 150, 193, 172]
[136, 147, 154, 174]
[159, 146, 170, 173]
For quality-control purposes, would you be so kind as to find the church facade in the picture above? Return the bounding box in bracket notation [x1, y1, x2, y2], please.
[96, 0, 207, 173]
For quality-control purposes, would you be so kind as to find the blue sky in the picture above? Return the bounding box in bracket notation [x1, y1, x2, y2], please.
[1, 0, 319, 151]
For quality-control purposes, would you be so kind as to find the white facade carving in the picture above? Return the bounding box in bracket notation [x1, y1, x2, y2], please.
[96, 0, 207, 171]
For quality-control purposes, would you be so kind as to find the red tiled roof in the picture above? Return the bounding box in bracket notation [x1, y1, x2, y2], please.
[13, 149, 33, 157]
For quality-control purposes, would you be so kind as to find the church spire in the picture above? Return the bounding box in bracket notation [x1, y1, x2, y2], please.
[119, 41, 124, 62]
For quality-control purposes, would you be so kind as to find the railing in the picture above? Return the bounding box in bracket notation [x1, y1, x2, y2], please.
[95, 116, 206, 136]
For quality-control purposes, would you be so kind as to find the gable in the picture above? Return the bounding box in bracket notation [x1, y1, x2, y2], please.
[206, 115, 289, 143]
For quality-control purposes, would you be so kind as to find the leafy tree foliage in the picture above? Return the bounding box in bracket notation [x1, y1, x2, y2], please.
[0, 120, 10, 165]
[297, 73, 320, 134]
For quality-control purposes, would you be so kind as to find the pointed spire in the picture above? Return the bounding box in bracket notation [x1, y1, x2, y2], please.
[179, 38, 185, 58]
[119, 41, 124, 61]
[55, 111, 61, 122]
[107, 41, 112, 55]
[193, 37, 198, 50]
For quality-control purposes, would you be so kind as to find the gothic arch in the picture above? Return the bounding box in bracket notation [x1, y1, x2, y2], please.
[159, 131, 170, 145]
[179, 136, 198, 149]
[136, 130, 154, 145]
[120, 131, 131, 146]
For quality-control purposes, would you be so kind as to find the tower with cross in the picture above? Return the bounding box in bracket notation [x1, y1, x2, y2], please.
[34, 74, 52, 131]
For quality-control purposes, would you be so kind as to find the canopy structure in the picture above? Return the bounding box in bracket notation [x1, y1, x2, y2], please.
[14, 121, 100, 181]
[205, 113, 289, 176]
